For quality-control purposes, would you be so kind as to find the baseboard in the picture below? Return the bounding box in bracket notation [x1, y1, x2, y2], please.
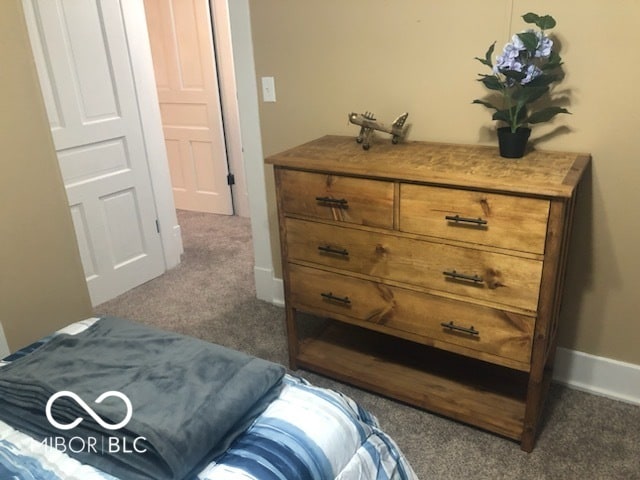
[553, 347, 640, 405]
[271, 277, 285, 307]
[254, 266, 284, 307]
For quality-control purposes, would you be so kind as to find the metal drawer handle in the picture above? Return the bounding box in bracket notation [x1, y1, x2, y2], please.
[440, 321, 479, 336]
[320, 292, 351, 305]
[443, 270, 484, 284]
[445, 214, 488, 226]
[318, 245, 349, 256]
[315, 196, 349, 208]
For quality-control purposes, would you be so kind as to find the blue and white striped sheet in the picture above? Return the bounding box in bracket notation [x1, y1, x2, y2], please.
[0, 319, 417, 480]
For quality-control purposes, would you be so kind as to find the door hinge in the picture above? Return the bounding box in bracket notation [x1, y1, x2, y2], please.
[227, 173, 235, 186]
[155, 219, 160, 233]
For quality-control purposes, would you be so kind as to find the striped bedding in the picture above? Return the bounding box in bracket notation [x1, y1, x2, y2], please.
[0, 319, 417, 480]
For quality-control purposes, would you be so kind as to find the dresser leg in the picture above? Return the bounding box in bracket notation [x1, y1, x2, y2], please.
[285, 305, 299, 370]
[521, 352, 554, 452]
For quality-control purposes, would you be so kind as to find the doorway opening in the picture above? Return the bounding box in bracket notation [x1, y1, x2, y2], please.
[143, 0, 237, 216]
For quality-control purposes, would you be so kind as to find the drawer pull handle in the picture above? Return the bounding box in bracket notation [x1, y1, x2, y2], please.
[441, 321, 479, 336]
[316, 196, 349, 208]
[443, 270, 484, 284]
[445, 214, 488, 226]
[320, 292, 351, 305]
[318, 245, 349, 256]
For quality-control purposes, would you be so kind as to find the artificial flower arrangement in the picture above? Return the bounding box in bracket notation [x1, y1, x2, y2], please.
[473, 13, 570, 139]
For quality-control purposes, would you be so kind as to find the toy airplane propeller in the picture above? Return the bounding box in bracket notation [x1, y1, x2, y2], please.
[348, 111, 409, 150]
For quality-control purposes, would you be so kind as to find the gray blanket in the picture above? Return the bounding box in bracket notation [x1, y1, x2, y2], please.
[0, 317, 285, 479]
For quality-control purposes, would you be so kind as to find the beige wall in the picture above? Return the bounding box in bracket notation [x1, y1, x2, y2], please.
[0, 0, 92, 352]
[250, 0, 640, 365]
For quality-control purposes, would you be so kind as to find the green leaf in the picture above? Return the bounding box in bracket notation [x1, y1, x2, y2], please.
[475, 42, 495, 68]
[472, 99, 500, 111]
[517, 31, 539, 52]
[522, 12, 556, 30]
[501, 69, 526, 83]
[542, 51, 563, 70]
[477, 74, 504, 91]
[512, 86, 549, 105]
[510, 105, 529, 123]
[527, 73, 557, 88]
[536, 14, 556, 30]
[522, 13, 540, 25]
[527, 107, 571, 124]
[492, 109, 511, 123]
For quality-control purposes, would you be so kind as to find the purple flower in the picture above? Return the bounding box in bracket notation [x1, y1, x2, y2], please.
[473, 13, 569, 132]
[534, 31, 553, 58]
[510, 34, 526, 51]
[491, 28, 553, 85]
[493, 41, 525, 76]
[522, 64, 542, 84]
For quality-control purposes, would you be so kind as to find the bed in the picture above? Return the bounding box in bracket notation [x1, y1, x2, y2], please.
[0, 317, 417, 480]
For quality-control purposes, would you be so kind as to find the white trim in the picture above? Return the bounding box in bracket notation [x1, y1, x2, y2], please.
[210, 0, 250, 218]
[121, 0, 182, 269]
[0, 322, 9, 358]
[122, 0, 271, 297]
[271, 277, 285, 307]
[227, 0, 275, 302]
[553, 347, 640, 405]
[254, 267, 284, 307]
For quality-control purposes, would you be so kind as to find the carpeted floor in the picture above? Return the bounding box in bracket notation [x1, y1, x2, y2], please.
[96, 210, 640, 479]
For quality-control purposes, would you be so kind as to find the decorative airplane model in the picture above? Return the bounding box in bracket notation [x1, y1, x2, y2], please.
[348, 111, 409, 150]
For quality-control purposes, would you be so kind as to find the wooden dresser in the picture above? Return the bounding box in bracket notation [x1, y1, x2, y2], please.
[266, 135, 590, 451]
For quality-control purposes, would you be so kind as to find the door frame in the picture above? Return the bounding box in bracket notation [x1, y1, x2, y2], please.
[121, 0, 280, 303]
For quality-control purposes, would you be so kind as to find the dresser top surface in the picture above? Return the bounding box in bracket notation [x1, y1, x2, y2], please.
[266, 135, 591, 198]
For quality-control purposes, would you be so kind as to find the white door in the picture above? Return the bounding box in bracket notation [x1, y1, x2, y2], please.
[22, 0, 166, 306]
[144, 0, 234, 214]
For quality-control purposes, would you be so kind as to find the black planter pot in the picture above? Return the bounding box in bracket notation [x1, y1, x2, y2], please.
[497, 127, 531, 158]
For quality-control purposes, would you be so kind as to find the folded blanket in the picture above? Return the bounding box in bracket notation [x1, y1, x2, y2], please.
[0, 317, 285, 480]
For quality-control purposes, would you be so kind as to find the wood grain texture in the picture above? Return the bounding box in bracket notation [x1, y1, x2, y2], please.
[289, 263, 534, 369]
[399, 184, 550, 254]
[266, 135, 590, 198]
[297, 322, 528, 440]
[270, 136, 590, 452]
[285, 218, 543, 312]
[277, 169, 394, 228]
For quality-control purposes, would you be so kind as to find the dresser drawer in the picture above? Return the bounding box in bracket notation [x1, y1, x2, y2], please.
[285, 218, 543, 312]
[400, 184, 550, 254]
[276, 169, 394, 228]
[288, 263, 534, 368]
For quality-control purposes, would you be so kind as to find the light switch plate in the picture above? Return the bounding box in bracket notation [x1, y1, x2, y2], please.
[261, 76, 276, 102]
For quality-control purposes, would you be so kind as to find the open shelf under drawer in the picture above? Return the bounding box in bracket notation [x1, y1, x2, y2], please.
[295, 319, 529, 441]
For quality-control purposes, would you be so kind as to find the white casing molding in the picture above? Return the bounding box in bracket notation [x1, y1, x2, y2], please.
[121, 0, 183, 269]
[0, 322, 9, 358]
[255, 267, 284, 307]
[228, 0, 276, 302]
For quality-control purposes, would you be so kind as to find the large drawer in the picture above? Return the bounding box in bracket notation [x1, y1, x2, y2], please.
[285, 218, 543, 312]
[276, 169, 394, 228]
[288, 263, 534, 368]
[400, 184, 550, 254]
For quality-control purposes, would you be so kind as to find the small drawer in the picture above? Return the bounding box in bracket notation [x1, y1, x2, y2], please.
[400, 184, 550, 254]
[287, 263, 534, 368]
[276, 169, 393, 228]
[285, 218, 543, 312]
